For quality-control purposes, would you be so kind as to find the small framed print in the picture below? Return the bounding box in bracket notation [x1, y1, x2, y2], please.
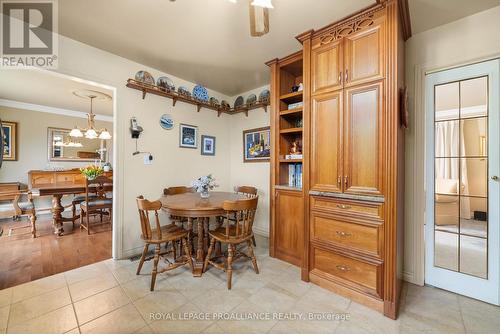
[243, 126, 270, 162]
[179, 123, 198, 149]
[201, 135, 216, 156]
[2, 121, 17, 161]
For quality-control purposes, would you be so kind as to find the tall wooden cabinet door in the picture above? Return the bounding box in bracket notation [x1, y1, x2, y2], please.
[275, 190, 304, 266]
[311, 40, 343, 94]
[344, 81, 383, 196]
[344, 24, 384, 87]
[310, 91, 343, 193]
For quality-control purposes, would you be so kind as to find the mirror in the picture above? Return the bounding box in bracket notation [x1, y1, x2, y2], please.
[48, 127, 106, 162]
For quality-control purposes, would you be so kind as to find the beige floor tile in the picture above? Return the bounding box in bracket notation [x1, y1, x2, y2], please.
[0, 289, 12, 308]
[148, 303, 212, 334]
[79, 304, 146, 334]
[214, 299, 278, 334]
[8, 287, 72, 326]
[200, 323, 225, 334]
[65, 262, 110, 286]
[74, 286, 130, 325]
[69, 272, 118, 302]
[0, 305, 9, 331]
[459, 296, 500, 334]
[191, 286, 245, 313]
[247, 283, 299, 312]
[133, 325, 154, 334]
[111, 263, 142, 285]
[335, 302, 399, 334]
[121, 276, 155, 302]
[64, 329, 80, 334]
[103, 258, 134, 271]
[133, 290, 188, 323]
[295, 285, 351, 312]
[7, 304, 77, 334]
[11, 273, 66, 303]
[269, 320, 338, 334]
[169, 274, 222, 301]
[398, 312, 465, 334]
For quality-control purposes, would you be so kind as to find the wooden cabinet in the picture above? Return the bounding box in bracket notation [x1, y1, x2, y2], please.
[311, 40, 343, 94]
[310, 91, 343, 193]
[274, 189, 304, 266]
[29, 170, 112, 189]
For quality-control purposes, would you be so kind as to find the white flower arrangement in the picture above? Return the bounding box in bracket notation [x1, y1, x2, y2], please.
[191, 174, 218, 193]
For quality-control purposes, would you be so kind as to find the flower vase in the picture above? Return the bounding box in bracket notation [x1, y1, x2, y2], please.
[200, 190, 210, 199]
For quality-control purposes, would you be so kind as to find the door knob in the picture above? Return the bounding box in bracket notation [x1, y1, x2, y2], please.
[492, 176, 499, 181]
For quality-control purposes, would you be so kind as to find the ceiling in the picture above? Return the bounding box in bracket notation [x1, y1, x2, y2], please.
[58, 0, 375, 95]
[0, 69, 113, 116]
[409, 0, 500, 34]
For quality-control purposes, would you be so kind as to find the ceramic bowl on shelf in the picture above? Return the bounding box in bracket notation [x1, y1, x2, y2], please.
[193, 84, 209, 102]
[135, 71, 155, 85]
[209, 97, 220, 107]
[221, 100, 231, 110]
[259, 89, 270, 104]
[157, 76, 175, 91]
[178, 86, 191, 97]
[234, 96, 244, 109]
[246, 94, 257, 106]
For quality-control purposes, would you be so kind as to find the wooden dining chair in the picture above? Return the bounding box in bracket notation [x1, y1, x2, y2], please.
[163, 186, 197, 252]
[136, 196, 193, 291]
[0, 190, 37, 238]
[234, 186, 258, 246]
[203, 196, 259, 289]
[80, 176, 113, 235]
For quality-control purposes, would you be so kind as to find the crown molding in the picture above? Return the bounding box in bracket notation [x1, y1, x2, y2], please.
[0, 99, 113, 122]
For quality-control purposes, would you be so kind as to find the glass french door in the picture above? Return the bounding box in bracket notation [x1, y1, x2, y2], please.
[425, 59, 500, 305]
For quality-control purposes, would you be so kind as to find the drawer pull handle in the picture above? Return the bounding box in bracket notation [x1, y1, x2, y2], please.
[336, 265, 350, 272]
[336, 231, 352, 238]
[336, 204, 351, 210]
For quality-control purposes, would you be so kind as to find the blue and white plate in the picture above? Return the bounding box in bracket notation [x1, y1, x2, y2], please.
[234, 96, 244, 109]
[259, 89, 270, 103]
[159, 114, 174, 130]
[157, 76, 175, 91]
[193, 85, 209, 102]
[246, 94, 257, 106]
[135, 71, 155, 85]
[178, 86, 191, 97]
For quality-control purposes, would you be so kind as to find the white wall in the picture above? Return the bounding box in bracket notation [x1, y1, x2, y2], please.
[404, 5, 500, 285]
[229, 86, 271, 237]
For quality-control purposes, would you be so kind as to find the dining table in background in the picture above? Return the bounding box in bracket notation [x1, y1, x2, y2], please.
[160, 191, 246, 277]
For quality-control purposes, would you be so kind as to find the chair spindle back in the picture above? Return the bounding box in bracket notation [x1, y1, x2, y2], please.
[222, 197, 258, 239]
[136, 196, 163, 240]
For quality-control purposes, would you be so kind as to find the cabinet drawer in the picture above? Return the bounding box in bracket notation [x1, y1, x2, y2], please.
[312, 247, 382, 298]
[56, 174, 75, 183]
[311, 212, 381, 257]
[311, 196, 383, 221]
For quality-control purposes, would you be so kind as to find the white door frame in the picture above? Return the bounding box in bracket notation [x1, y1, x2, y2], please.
[424, 59, 500, 304]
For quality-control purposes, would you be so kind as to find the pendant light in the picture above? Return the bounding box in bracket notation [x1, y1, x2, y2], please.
[251, 0, 273, 9]
[70, 93, 112, 140]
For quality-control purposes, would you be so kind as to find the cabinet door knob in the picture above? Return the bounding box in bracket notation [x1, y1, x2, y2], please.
[492, 176, 499, 181]
[336, 204, 351, 210]
[336, 230, 352, 238]
[345, 69, 349, 83]
[336, 265, 350, 272]
[339, 71, 343, 85]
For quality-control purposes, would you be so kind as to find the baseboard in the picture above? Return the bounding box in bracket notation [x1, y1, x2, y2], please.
[403, 270, 422, 285]
[120, 245, 144, 260]
[253, 226, 269, 237]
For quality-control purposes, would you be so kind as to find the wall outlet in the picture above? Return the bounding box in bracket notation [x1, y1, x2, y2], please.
[143, 154, 153, 165]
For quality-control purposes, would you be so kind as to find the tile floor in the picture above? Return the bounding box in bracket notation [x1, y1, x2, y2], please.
[0, 239, 499, 334]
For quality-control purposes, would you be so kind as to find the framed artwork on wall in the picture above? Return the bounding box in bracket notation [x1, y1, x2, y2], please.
[243, 126, 270, 162]
[179, 123, 198, 149]
[2, 121, 17, 161]
[201, 135, 216, 156]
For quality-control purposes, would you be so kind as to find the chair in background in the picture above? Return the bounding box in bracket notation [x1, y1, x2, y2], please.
[203, 196, 259, 289]
[80, 176, 113, 235]
[163, 186, 196, 254]
[71, 191, 98, 228]
[136, 195, 193, 291]
[0, 190, 37, 238]
[234, 186, 258, 247]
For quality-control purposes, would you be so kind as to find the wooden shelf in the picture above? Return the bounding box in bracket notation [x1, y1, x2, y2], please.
[279, 91, 303, 104]
[274, 184, 302, 192]
[279, 158, 303, 163]
[280, 107, 303, 116]
[126, 79, 268, 117]
[280, 127, 303, 134]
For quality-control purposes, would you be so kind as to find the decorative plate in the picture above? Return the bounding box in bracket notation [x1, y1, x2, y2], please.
[178, 86, 191, 97]
[209, 97, 220, 107]
[221, 100, 231, 110]
[259, 89, 270, 104]
[234, 96, 244, 109]
[193, 85, 209, 102]
[135, 71, 155, 85]
[159, 114, 174, 130]
[246, 94, 257, 106]
[157, 76, 175, 91]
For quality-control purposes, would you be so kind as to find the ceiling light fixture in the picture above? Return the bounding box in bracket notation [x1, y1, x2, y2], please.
[70, 94, 112, 140]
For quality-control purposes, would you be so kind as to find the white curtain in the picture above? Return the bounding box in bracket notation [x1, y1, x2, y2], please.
[435, 121, 471, 219]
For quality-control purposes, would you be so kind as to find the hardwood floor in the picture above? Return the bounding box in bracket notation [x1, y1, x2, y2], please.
[0, 214, 112, 289]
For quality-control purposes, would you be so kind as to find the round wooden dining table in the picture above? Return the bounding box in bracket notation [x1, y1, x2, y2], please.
[160, 191, 246, 277]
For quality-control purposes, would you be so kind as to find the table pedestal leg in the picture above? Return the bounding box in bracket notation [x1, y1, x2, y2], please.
[52, 194, 65, 236]
[191, 218, 205, 277]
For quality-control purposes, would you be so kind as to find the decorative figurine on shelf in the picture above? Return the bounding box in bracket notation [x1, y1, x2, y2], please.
[295, 118, 303, 128]
[289, 140, 302, 155]
[291, 83, 304, 92]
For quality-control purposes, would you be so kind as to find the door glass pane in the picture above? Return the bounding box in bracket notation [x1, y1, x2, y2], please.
[434, 76, 489, 279]
[460, 235, 487, 278]
[435, 231, 459, 271]
[435, 82, 459, 121]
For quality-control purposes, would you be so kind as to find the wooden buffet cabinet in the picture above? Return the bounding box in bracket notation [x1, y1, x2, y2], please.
[267, 0, 406, 319]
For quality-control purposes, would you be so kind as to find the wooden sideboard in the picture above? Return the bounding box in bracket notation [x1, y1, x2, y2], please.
[267, 0, 405, 319]
[0, 182, 25, 201]
[28, 169, 113, 189]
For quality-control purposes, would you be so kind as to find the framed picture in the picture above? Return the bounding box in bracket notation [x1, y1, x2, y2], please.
[179, 123, 198, 149]
[2, 121, 17, 161]
[201, 135, 216, 156]
[243, 126, 270, 162]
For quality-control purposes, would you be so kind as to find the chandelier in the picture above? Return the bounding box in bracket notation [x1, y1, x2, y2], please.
[70, 93, 112, 140]
[54, 134, 83, 148]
